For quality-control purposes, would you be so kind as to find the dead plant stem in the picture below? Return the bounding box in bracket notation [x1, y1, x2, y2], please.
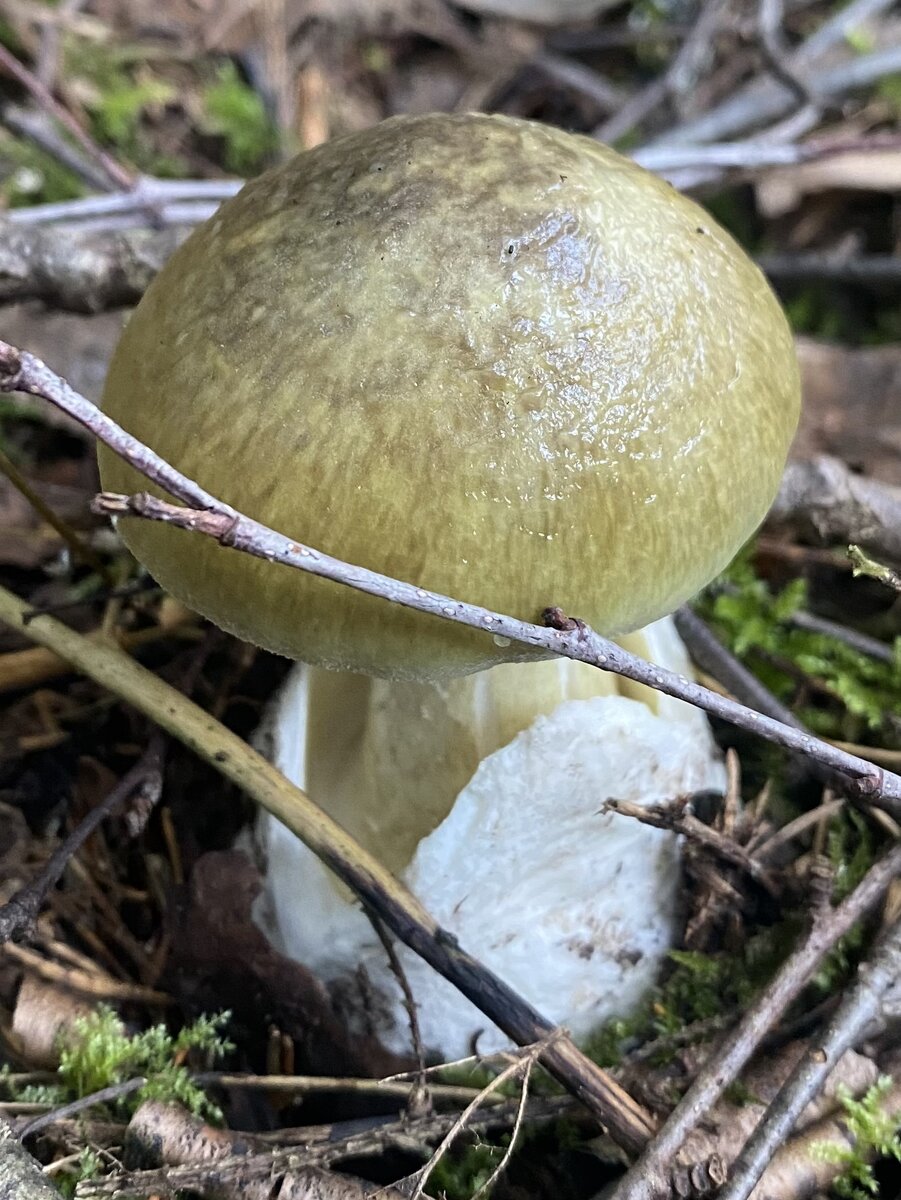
[0, 580, 655, 1155]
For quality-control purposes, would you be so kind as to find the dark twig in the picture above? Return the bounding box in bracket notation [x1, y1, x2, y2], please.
[532, 52, 627, 115]
[0, 340, 895, 811]
[757, 0, 817, 109]
[718, 914, 901, 1200]
[603, 797, 780, 895]
[673, 607, 803, 730]
[76, 1094, 572, 1199]
[366, 913, 428, 1098]
[22, 580, 163, 626]
[672, 607, 886, 805]
[17, 1077, 148, 1140]
[0, 739, 163, 944]
[0, 595, 656, 1152]
[2, 103, 113, 192]
[0, 443, 109, 577]
[594, 0, 729, 145]
[0, 42, 133, 192]
[788, 611, 894, 667]
[608, 840, 901, 1200]
[758, 253, 901, 287]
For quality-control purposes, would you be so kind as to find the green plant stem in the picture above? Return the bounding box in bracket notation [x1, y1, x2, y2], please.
[0, 582, 655, 1156]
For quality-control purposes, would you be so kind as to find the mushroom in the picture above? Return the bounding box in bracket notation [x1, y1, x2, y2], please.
[98, 112, 800, 1053]
[253, 622, 729, 1058]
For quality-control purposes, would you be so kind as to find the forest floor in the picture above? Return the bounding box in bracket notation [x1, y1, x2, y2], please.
[1, 1, 901, 1198]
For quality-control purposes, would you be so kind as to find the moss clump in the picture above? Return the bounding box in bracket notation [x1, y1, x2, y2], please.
[696, 554, 901, 745]
[2, 1007, 233, 1121]
[814, 1076, 901, 1198]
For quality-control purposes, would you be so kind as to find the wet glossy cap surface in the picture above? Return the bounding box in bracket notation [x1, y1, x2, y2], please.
[99, 112, 801, 679]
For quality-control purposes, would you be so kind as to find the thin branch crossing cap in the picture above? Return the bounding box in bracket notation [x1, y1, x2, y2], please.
[99, 112, 801, 680]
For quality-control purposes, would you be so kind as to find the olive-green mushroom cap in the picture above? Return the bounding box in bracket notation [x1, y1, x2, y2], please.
[99, 112, 800, 680]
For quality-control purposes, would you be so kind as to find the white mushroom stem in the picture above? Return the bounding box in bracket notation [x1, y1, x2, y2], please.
[252, 617, 727, 1060]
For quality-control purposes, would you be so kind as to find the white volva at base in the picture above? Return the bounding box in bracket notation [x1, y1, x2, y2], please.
[250, 618, 727, 1060]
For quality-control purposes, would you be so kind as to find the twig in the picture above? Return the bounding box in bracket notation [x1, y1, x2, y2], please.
[634, 131, 901, 175]
[0, 617, 198, 696]
[643, 0, 898, 148]
[769, 456, 901, 565]
[757, 253, 901, 287]
[672, 607, 889, 809]
[367, 913, 428, 1096]
[2, 943, 172, 1005]
[191, 1072, 501, 1106]
[94, 486, 901, 809]
[17, 1078, 147, 1140]
[0, 740, 163, 944]
[532, 52, 626, 115]
[471, 1051, 536, 1200]
[600, 1045, 880, 1200]
[5, 179, 240, 229]
[757, 0, 817, 109]
[0, 339, 895, 811]
[602, 797, 780, 895]
[673, 607, 803, 730]
[0, 41, 133, 192]
[787, 611, 894, 667]
[718, 915, 901, 1200]
[848, 545, 901, 593]
[78, 1095, 572, 1197]
[0, 1115, 63, 1200]
[746, 1075, 901, 1199]
[0, 583, 656, 1154]
[2, 102, 113, 192]
[84, 1099, 422, 1199]
[752, 797, 845, 861]
[594, 0, 729, 145]
[35, 0, 87, 91]
[608, 839, 901, 1200]
[410, 1035, 555, 1200]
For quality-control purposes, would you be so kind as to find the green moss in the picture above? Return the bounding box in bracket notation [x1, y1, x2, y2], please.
[784, 287, 849, 340]
[814, 1076, 901, 1198]
[429, 1141, 506, 1199]
[584, 922, 800, 1069]
[57, 1148, 103, 1199]
[200, 60, 278, 174]
[695, 555, 901, 745]
[11, 1007, 234, 1122]
[61, 39, 184, 176]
